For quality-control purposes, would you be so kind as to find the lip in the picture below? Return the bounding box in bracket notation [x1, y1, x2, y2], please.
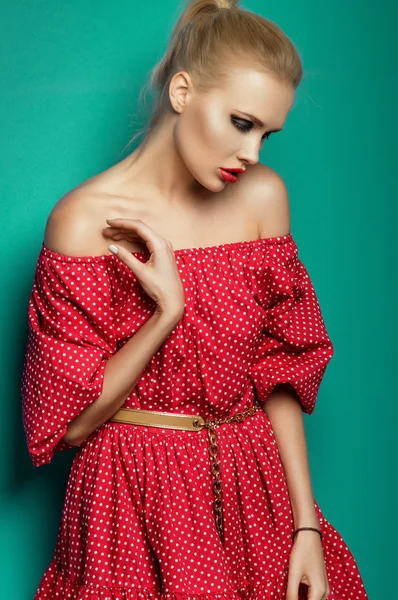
[221, 167, 246, 173]
[219, 167, 245, 183]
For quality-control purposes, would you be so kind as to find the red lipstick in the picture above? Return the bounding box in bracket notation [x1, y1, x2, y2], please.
[219, 167, 245, 183]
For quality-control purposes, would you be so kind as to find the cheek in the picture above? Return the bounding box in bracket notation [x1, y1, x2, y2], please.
[175, 107, 233, 172]
[200, 105, 231, 147]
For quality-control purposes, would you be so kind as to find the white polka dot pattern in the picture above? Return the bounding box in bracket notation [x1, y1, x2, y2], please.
[247, 237, 335, 414]
[21, 234, 368, 599]
[21, 253, 117, 466]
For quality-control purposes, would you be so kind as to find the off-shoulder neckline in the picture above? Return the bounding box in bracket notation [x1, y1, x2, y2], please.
[39, 232, 293, 263]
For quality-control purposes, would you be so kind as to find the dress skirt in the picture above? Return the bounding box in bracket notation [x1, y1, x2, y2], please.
[33, 409, 367, 599]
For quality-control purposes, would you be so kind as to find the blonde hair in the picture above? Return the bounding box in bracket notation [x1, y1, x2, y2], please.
[123, 0, 303, 150]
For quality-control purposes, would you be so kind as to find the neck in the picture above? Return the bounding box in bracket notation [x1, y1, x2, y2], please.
[115, 115, 208, 208]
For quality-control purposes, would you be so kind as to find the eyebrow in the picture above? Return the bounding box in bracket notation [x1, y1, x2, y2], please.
[236, 110, 283, 133]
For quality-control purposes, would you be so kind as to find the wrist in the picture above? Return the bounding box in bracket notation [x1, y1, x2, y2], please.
[153, 307, 184, 328]
[292, 505, 320, 530]
[292, 526, 323, 544]
[293, 516, 321, 530]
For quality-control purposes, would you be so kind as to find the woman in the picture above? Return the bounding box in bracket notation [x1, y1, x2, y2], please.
[21, 1, 368, 599]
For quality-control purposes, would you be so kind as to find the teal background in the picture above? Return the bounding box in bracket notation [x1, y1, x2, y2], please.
[1, 0, 395, 597]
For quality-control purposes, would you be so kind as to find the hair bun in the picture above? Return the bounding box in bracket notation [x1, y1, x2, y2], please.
[215, 0, 240, 9]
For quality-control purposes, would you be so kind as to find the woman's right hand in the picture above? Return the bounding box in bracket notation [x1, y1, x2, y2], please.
[102, 218, 185, 319]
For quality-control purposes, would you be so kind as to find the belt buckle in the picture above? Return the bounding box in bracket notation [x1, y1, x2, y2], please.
[192, 415, 206, 431]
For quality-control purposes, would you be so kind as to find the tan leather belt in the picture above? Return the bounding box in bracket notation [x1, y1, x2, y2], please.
[109, 401, 262, 543]
[109, 407, 206, 431]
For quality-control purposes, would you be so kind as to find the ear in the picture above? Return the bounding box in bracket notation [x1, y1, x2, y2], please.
[168, 71, 193, 111]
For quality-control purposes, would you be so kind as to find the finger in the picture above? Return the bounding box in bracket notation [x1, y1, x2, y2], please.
[102, 226, 122, 234]
[106, 218, 164, 253]
[103, 222, 148, 244]
[107, 244, 146, 276]
[105, 218, 141, 228]
[285, 573, 301, 600]
[106, 232, 138, 241]
[102, 227, 145, 242]
[102, 225, 142, 238]
[307, 582, 328, 600]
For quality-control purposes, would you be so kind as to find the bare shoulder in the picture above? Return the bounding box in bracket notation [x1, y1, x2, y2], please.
[44, 190, 108, 256]
[239, 163, 291, 238]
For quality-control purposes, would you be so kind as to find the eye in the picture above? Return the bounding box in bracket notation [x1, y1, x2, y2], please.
[231, 116, 272, 141]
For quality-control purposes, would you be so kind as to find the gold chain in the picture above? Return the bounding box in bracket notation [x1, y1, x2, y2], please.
[193, 401, 261, 542]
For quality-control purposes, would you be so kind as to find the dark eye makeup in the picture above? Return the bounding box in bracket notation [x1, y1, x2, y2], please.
[231, 115, 272, 141]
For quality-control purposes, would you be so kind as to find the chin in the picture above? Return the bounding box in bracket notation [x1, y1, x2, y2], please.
[191, 172, 224, 194]
[205, 180, 225, 193]
[208, 171, 228, 192]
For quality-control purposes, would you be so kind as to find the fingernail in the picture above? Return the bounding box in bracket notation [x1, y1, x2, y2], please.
[108, 245, 119, 254]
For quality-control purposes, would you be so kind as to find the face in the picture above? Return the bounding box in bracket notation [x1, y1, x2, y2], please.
[170, 67, 295, 191]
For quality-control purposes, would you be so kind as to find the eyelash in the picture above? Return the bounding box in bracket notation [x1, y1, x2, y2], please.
[231, 117, 272, 141]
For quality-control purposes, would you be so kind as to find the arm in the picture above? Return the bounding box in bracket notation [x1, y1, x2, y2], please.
[247, 164, 324, 529]
[44, 195, 183, 447]
[262, 383, 320, 529]
[63, 309, 180, 446]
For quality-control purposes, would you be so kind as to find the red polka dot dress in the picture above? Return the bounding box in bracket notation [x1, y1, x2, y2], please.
[21, 233, 368, 599]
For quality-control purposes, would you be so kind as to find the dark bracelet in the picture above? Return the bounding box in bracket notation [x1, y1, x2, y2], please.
[292, 526, 323, 543]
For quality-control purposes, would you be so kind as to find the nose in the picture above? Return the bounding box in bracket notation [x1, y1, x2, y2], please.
[237, 142, 260, 166]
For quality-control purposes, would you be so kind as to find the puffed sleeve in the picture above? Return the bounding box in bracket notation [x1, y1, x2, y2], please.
[248, 237, 334, 414]
[21, 248, 116, 467]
